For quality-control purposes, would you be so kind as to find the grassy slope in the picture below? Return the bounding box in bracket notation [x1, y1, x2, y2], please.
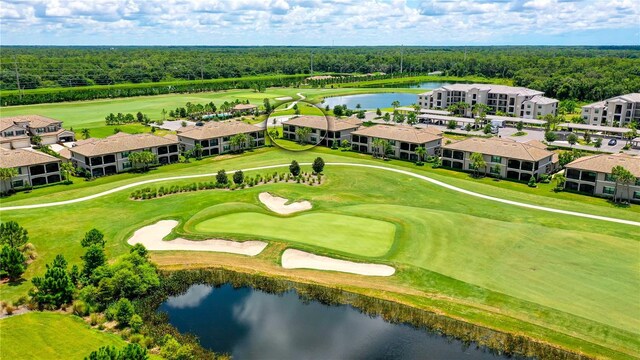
[0, 312, 126, 360]
[0, 148, 638, 359]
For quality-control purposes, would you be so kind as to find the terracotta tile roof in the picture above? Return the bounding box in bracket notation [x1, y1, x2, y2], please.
[0, 148, 60, 168]
[352, 125, 442, 144]
[437, 84, 544, 97]
[69, 133, 178, 157]
[285, 116, 362, 131]
[528, 95, 558, 105]
[443, 137, 554, 161]
[177, 121, 263, 140]
[566, 153, 640, 177]
[1, 115, 61, 129]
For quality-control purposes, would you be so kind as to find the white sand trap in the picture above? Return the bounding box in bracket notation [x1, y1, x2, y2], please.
[259, 192, 312, 215]
[128, 220, 267, 256]
[276, 96, 293, 101]
[281, 249, 395, 277]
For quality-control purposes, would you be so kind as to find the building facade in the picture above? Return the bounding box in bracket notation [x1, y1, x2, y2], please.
[418, 84, 558, 119]
[177, 121, 265, 156]
[564, 153, 640, 202]
[0, 148, 62, 192]
[441, 137, 556, 181]
[350, 125, 442, 160]
[581, 93, 640, 128]
[282, 116, 361, 147]
[69, 133, 179, 177]
[0, 115, 75, 149]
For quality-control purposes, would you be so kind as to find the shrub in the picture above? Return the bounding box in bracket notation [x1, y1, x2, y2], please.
[289, 160, 301, 176]
[90, 312, 101, 326]
[216, 169, 228, 185]
[4, 303, 15, 315]
[312, 157, 325, 174]
[528, 177, 537, 188]
[130, 314, 144, 333]
[73, 300, 89, 316]
[115, 298, 135, 327]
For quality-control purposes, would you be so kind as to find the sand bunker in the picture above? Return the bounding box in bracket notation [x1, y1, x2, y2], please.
[276, 96, 293, 101]
[281, 249, 395, 276]
[128, 220, 267, 256]
[259, 192, 312, 215]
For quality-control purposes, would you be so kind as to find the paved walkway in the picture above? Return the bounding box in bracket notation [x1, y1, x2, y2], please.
[1, 163, 638, 227]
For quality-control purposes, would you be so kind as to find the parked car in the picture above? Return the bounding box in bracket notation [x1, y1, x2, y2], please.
[608, 139, 617, 146]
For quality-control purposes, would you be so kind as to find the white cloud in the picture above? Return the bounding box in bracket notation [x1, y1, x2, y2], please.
[0, 0, 637, 45]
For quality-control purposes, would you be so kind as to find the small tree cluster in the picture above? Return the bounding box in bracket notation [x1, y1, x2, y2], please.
[0, 221, 31, 282]
[85, 344, 148, 360]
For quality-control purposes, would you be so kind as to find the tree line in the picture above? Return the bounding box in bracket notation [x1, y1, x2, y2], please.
[1, 46, 639, 103]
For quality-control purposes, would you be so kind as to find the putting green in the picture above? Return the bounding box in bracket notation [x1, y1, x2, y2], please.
[193, 212, 396, 257]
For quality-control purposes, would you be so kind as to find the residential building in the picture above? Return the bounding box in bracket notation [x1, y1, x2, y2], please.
[69, 132, 179, 177]
[282, 116, 361, 147]
[564, 153, 640, 202]
[0, 115, 75, 149]
[177, 121, 265, 156]
[351, 125, 443, 160]
[441, 137, 556, 181]
[581, 93, 640, 128]
[231, 103, 258, 114]
[418, 84, 558, 119]
[0, 148, 62, 192]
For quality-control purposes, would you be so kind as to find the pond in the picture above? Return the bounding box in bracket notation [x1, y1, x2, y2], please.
[320, 92, 419, 109]
[160, 284, 513, 360]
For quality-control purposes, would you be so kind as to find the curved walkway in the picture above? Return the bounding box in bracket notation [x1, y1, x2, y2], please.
[1, 162, 638, 227]
[282, 92, 306, 110]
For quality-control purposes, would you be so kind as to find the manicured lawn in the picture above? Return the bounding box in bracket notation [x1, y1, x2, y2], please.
[0, 147, 638, 359]
[193, 210, 396, 257]
[0, 87, 420, 138]
[0, 312, 126, 360]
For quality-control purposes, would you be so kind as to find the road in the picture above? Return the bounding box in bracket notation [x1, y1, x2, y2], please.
[1, 162, 638, 227]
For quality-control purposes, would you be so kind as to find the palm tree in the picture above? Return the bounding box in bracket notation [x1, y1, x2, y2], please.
[414, 146, 426, 163]
[611, 165, 635, 203]
[193, 144, 203, 159]
[294, 127, 312, 145]
[81, 128, 91, 140]
[60, 162, 75, 183]
[469, 152, 486, 178]
[161, 108, 167, 120]
[372, 138, 384, 158]
[554, 174, 566, 191]
[31, 134, 42, 147]
[391, 100, 400, 109]
[0, 167, 19, 193]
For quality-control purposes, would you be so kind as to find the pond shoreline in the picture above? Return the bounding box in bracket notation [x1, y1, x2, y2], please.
[140, 268, 591, 360]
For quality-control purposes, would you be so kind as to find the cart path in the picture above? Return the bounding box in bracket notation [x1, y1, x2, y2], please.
[1, 162, 638, 227]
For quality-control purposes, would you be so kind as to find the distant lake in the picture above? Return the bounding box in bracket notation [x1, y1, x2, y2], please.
[362, 81, 457, 89]
[321, 92, 418, 109]
[160, 284, 513, 360]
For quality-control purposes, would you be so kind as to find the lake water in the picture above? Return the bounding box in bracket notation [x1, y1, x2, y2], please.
[160, 284, 512, 360]
[321, 92, 419, 109]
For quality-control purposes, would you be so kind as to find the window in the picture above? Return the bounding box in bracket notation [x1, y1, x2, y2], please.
[16, 130, 25, 136]
[490, 156, 502, 163]
[602, 186, 615, 195]
[12, 180, 24, 188]
[634, 191, 640, 200]
[605, 173, 615, 182]
[122, 162, 132, 169]
[223, 145, 230, 152]
[121, 151, 131, 158]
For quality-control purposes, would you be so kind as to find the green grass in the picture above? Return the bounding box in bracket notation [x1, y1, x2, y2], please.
[0, 147, 638, 359]
[0, 87, 421, 138]
[192, 208, 396, 257]
[0, 312, 126, 360]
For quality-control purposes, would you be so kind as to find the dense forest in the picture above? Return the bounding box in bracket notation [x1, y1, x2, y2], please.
[1, 46, 639, 102]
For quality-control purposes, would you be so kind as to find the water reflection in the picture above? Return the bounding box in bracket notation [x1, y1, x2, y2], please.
[321, 93, 418, 110]
[161, 285, 511, 360]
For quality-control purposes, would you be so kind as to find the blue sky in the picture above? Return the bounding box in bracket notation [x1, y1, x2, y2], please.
[1, 0, 638, 46]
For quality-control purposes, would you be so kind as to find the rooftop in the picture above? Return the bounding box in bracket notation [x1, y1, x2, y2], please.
[443, 136, 554, 162]
[177, 121, 263, 140]
[69, 132, 178, 157]
[528, 95, 558, 105]
[285, 116, 362, 131]
[566, 153, 640, 177]
[558, 123, 634, 134]
[0, 148, 60, 168]
[0, 115, 61, 131]
[422, 84, 544, 97]
[352, 124, 442, 144]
